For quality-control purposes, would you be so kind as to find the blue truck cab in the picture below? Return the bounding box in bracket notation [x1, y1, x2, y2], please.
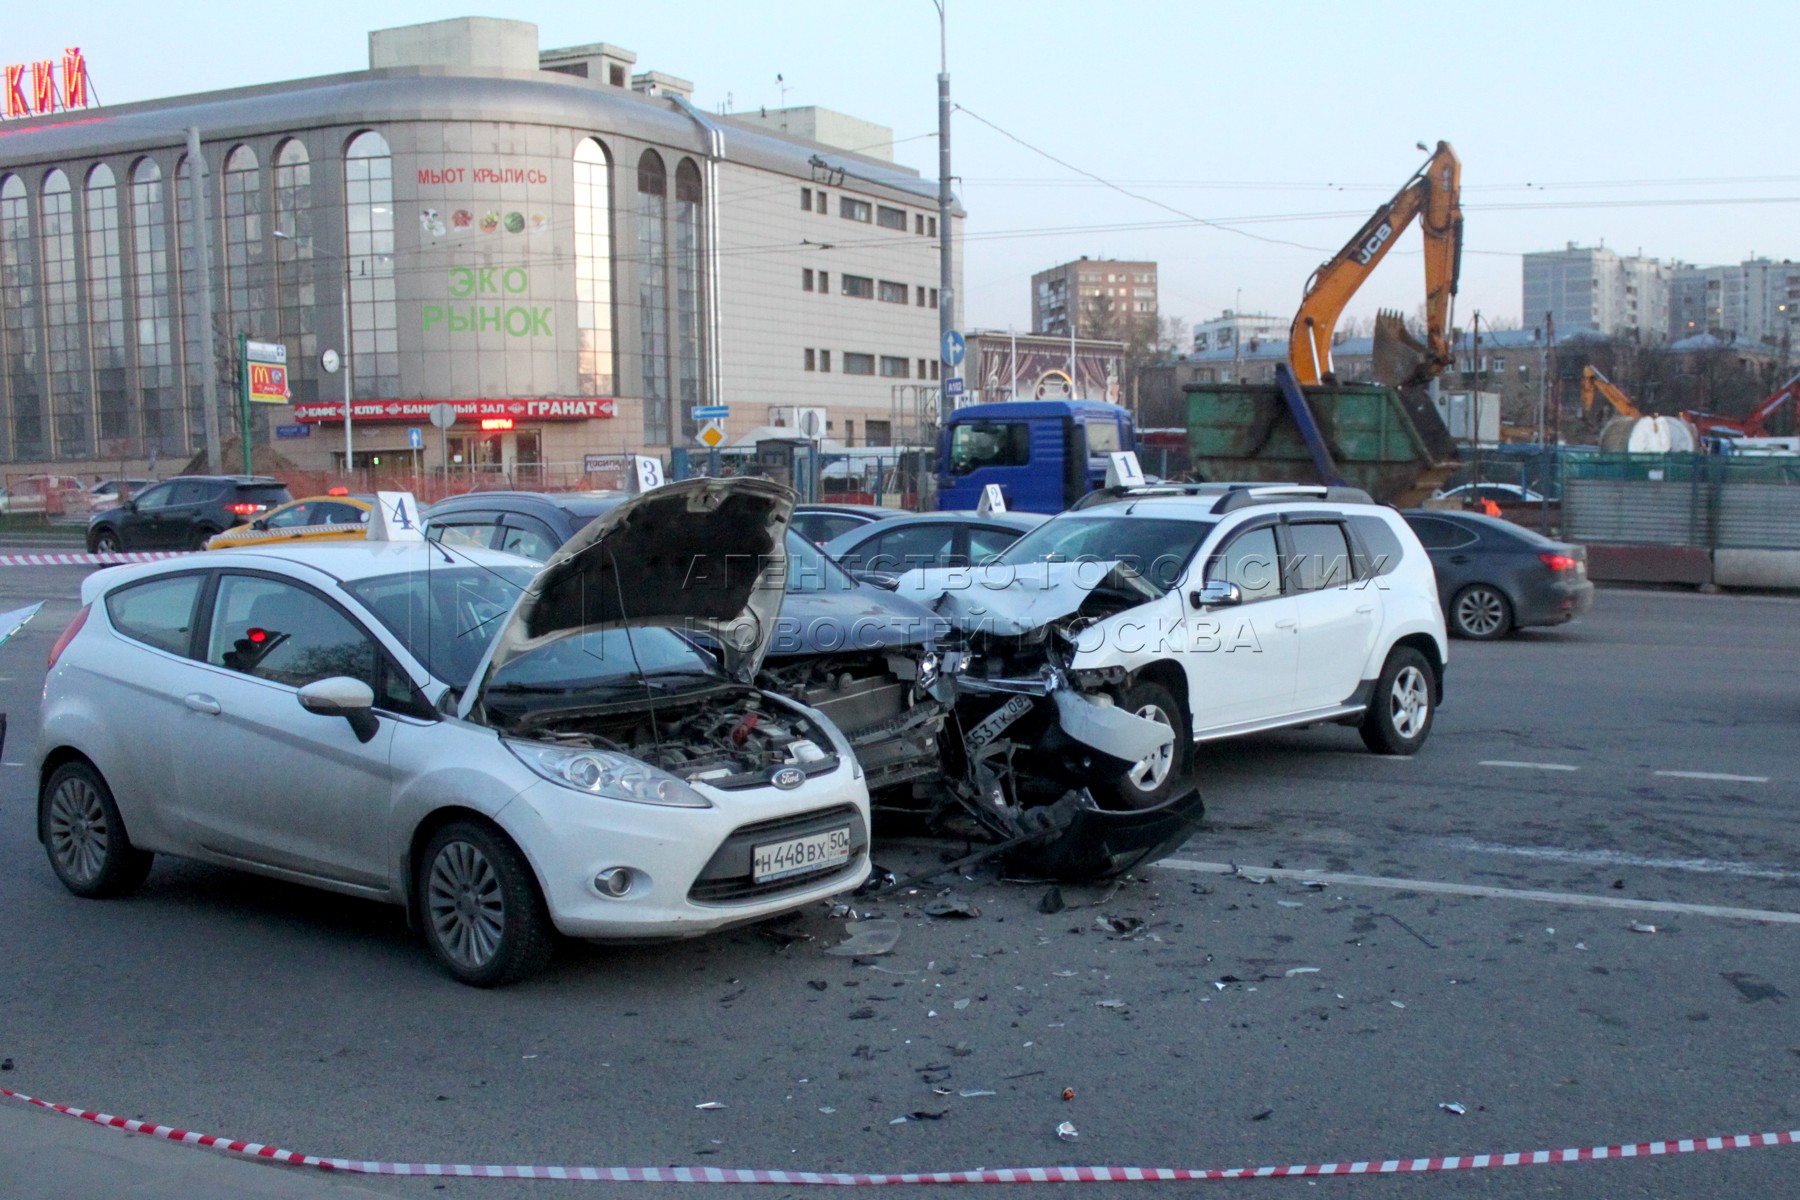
[937, 400, 1135, 514]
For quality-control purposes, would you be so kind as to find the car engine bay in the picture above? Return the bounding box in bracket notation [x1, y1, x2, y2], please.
[507, 689, 840, 790]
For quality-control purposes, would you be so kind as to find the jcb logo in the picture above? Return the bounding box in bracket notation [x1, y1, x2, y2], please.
[1354, 222, 1393, 266]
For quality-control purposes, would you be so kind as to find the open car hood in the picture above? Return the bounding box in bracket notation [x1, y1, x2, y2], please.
[893, 559, 1158, 637]
[466, 478, 794, 711]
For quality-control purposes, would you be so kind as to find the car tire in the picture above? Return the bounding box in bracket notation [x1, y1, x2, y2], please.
[1092, 681, 1190, 811]
[88, 527, 121, 554]
[1359, 647, 1435, 756]
[1450, 584, 1512, 640]
[417, 820, 555, 987]
[40, 761, 153, 899]
[188, 524, 221, 551]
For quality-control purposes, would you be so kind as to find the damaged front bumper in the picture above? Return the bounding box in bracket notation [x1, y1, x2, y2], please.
[957, 663, 1174, 792]
[761, 648, 961, 794]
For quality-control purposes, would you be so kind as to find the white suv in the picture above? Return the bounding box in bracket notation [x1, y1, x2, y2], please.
[896, 484, 1448, 809]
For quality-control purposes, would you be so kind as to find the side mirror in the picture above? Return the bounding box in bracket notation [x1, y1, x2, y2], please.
[1191, 580, 1242, 609]
[251, 518, 269, 531]
[854, 570, 901, 591]
[124, 500, 138, 513]
[298, 676, 380, 743]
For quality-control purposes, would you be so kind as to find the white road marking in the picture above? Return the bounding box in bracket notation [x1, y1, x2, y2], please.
[1156, 858, 1800, 925]
[1444, 839, 1800, 882]
[2, 762, 25, 768]
[1479, 760, 1579, 771]
[1654, 770, 1769, 783]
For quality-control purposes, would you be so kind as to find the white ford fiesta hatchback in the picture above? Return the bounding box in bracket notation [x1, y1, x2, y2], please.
[37, 479, 872, 986]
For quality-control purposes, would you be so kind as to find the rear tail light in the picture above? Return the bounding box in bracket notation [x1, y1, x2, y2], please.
[228, 502, 267, 516]
[48, 605, 89, 670]
[1540, 553, 1578, 572]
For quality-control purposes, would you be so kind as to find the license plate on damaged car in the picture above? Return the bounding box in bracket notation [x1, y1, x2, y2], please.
[753, 827, 852, 883]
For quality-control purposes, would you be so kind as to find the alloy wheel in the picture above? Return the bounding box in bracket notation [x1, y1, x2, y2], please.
[1389, 666, 1431, 740]
[426, 840, 506, 970]
[1455, 587, 1507, 637]
[48, 775, 110, 886]
[1125, 703, 1176, 791]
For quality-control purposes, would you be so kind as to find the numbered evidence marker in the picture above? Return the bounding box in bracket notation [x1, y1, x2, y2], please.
[1105, 451, 1146, 489]
[976, 482, 1007, 515]
[634, 456, 666, 492]
[369, 491, 426, 541]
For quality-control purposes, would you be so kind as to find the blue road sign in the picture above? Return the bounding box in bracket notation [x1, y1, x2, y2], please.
[691, 405, 730, 420]
[275, 424, 311, 439]
[942, 330, 966, 368]
[944, 376, 966, 398]
[407, 427, 423, 450]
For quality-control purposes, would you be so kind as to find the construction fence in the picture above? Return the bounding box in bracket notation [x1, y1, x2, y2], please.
[1563, 455, 1800, 551]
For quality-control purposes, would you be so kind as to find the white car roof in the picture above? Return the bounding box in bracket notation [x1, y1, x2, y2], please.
[80, 541, 537, 604]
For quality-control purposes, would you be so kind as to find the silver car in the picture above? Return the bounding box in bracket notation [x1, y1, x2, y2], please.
[36, 479, 872, 986]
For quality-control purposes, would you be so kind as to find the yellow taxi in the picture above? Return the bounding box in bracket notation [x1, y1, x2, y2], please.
[204, 492, 374, 549]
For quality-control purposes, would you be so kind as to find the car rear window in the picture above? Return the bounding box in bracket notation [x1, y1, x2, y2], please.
[1350, 515, 1406, 577]
[237, 485, 293, 506]
[106, 574, 203, 656]
[1404, 515, 1478, 550]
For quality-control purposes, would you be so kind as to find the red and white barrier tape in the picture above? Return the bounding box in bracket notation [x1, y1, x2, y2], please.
[5, 1087, 1796, 1184]
[0, 551, 190, 566]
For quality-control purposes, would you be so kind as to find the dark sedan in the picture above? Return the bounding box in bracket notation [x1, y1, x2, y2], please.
[423, 490, 954, 791]
[1402, 509, 1594, 640]
[791, 503, 894, 545]
[822, 511, 1046, 580]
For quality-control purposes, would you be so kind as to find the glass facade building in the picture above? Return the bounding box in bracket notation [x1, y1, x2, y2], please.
[0, 22, 949, 475]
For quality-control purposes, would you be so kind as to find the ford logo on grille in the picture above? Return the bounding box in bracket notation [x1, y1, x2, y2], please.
[770, 766, 805, 790]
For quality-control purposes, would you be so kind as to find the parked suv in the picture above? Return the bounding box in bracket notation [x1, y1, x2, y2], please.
[86, 476, 291, 552]
[894, 483, 1450, 808]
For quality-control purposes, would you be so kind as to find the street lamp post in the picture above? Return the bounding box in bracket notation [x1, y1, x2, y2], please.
[274, 230, 353, 479]
[931, 1, 953, 406]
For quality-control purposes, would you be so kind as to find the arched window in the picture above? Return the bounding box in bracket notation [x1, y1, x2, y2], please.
[636, 150, 669, 444]
[273, 140, 316, 403]
[344, 131, 397, 400]
[573, 138, 614, 397]
[42, 169, 90, 459]
[130, 158, 181, 455]
[223, 145, 267, 345]
[85, 164, 131, 450]
[0, 173, 40, 460]
[675, 158, 706, 435]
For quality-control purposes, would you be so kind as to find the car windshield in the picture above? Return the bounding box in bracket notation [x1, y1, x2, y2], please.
[992, 515, 1215, 593]
[486, 626, 724, 697]
[345, 564, 537, 688]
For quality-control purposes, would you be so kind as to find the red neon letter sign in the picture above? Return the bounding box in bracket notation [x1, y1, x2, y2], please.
[60, 48, 86, 110]
[30, 60, 55, 114]
[2, 65, 25, 119]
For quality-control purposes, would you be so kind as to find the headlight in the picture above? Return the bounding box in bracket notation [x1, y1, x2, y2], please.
[506, 741, 712, 808]
[917, 650, 941, 688]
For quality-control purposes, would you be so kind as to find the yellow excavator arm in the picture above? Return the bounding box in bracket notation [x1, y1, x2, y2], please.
[1288, 141, 1463, 387]
[1581, 366, 1642, 420]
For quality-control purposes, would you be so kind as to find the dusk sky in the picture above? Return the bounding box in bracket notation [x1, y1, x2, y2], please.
[16, 1, 1797, 339]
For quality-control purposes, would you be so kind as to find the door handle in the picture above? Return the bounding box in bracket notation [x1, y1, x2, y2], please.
[1273, 618, 1297, 630]
[1449, 554, 1472, 564]
[183, 693, 221, 715]
[1356, 604, 1375, 614]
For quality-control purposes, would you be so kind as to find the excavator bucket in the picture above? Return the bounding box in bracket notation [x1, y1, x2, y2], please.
[1371, 309, 1428, 389]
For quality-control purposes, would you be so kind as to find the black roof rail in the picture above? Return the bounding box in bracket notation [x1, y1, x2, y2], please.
[1210, 484, 1374, 513]
[1070, 481, 1374, 513]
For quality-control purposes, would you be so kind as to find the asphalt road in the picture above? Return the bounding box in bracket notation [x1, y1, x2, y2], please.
[2, 560, 1798, 1199]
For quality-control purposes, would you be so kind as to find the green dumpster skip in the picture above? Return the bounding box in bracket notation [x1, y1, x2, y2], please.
[1184, 381, 1458, 506]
